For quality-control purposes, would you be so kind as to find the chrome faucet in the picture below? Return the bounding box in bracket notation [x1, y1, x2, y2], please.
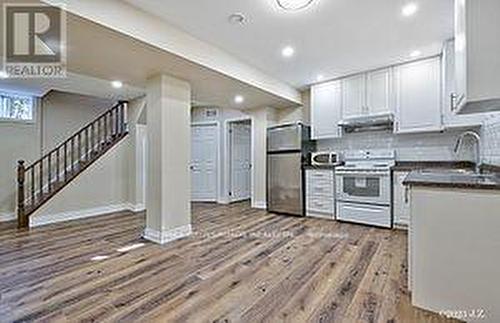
[454, 131, 482, 173]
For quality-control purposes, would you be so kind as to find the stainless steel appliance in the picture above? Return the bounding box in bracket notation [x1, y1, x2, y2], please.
[311, 151, 341, 166]
[338, 112, 394, 133]
[335, 150, 395, 228]
[267, 123, 314, 216]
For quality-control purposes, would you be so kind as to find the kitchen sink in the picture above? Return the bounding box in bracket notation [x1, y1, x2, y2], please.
[417, 168, 500, 184]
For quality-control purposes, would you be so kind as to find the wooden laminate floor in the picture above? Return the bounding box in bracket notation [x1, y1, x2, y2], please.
[0, 202, 459, 323]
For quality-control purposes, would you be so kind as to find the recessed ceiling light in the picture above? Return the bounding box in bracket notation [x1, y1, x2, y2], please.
[282, 46, 295, 58]
[316, 74, 325, 82]
[0, 71, 9, 79]
[409, 50, 422, 58]
[111, 80, 123, 89]
[277, 0, 315, 11]
[234, 95, 244, 104]
[228, 13, 246, 25]
[402, 3, 418, 17]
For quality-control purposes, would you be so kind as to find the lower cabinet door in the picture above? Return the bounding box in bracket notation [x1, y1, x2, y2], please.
[306, 196, 335, 219]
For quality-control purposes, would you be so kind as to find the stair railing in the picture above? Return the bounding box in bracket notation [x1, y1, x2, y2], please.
[17, 101, 128, 228]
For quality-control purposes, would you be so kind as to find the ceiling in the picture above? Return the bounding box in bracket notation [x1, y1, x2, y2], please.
[0, 9, 297, 110]
[123, 0, 454, 88]
[0, 72, 144, 100]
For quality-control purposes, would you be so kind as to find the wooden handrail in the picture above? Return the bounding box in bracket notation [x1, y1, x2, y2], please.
[17, 101, 129, 228]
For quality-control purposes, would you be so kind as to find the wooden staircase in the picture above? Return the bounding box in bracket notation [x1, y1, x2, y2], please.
[16, 101, 129, 229]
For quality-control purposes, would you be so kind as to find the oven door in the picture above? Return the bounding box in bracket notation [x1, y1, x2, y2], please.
[335, 171, 390, 205]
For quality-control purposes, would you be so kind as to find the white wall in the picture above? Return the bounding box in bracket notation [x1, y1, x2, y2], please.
[192, 107, 248, 203]
[191, 106, 275, 208]
[31, 96, 146, 226]
[0, 89, 147, 224]
[41, 91, 113, 153]
[0, 91, 113, 218]
[0, 100, 41, 219]
[275, 90, 311, 125]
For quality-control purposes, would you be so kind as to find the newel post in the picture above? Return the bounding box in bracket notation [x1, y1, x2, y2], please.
[17, 160, 28, 229]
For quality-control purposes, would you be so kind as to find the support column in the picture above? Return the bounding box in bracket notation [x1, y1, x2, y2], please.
[144, 74, 192, 244]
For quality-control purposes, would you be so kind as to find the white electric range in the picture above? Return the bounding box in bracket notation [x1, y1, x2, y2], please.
[335, 150, 396, 228]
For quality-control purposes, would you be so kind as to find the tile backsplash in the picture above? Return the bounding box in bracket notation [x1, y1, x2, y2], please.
[316, 128, 478, 162]
[482, 114, 500, 165]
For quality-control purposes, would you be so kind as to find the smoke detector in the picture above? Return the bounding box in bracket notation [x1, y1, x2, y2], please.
[228, 13, 246, 25]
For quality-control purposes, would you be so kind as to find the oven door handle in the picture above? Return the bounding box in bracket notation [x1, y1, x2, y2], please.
[335, 171, 389, 177]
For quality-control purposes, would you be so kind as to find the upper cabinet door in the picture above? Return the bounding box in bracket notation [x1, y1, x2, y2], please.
[366, 68, 392, 115]
[454, 0, 467, 111]
[454, 0, 500, 112]
[342, 74, 366, 118]
[394, 57, 442, 133]
[311, 81, 342, 140]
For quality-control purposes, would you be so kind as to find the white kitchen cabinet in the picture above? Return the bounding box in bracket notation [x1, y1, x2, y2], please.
[366, 68, 393, 115]
[393, 171, 410, 228]
[311, 81, 342, 140]
[409, 186, 500, 322]
[442, 39, 485, 128]
[454, 0, 500, 113]
[342, 74, 366, 118]
[305, 169, 335, 219]
[453, 0, 467, 112]
[394, 57, 443, 133]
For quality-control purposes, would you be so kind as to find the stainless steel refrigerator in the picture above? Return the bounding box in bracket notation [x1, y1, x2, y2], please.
[267, 123, 314, 216]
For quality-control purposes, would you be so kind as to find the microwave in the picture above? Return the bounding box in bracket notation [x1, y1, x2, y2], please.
[311, 152, 340, 166]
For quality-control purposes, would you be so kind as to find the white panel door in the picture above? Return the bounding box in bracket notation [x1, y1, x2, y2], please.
[310, 81, 342, 139]
[230, 122, 251, 201]
[394, 57, 442, 133]
[191, 124, 217, 201]
[342, 74, 366, 118]
[366, 68, 392, 115]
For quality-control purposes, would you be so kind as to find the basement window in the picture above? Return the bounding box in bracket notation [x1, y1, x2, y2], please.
[0, 92, 34, 122]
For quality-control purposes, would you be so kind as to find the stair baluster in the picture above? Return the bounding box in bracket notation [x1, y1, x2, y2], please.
[16, 101, 129, 229]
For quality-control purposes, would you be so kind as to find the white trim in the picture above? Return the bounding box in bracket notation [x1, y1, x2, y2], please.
[143, 224, 192, 245]
[29, 203, 141, 227]
[191, 121, 220, 203]
[223, 117, 255, 205]
[130, 203, 146, 212]
[0, 212, 16, 222]
[252, 201, 267, 209]
[135, 124, 148, 209]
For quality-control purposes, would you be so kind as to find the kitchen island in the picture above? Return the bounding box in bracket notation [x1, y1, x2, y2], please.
[404, 168, 500, 323]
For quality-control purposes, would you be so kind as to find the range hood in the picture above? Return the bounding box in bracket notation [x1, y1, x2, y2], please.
[338, 113, 394, 133]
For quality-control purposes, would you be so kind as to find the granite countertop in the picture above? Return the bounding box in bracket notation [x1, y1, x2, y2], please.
[392, 161, 476, 172]
[402, 166, 500, 190]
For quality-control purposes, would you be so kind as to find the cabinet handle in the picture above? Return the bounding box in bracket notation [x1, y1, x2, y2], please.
[405, 186, 409, 204]
[450, 93, 465, 112]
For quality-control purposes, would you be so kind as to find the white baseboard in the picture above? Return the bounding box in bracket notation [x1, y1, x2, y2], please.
[130, 203, 146, 212]
[0, 212, 15, 222]
[143, 224, 192, 245]
[252, 201, 267, 209]
[30, 203, 142, 227]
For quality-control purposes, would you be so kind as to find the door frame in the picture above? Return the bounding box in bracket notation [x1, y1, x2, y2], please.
[190, 121, 220, 202]
[224, 117, 254, 204]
